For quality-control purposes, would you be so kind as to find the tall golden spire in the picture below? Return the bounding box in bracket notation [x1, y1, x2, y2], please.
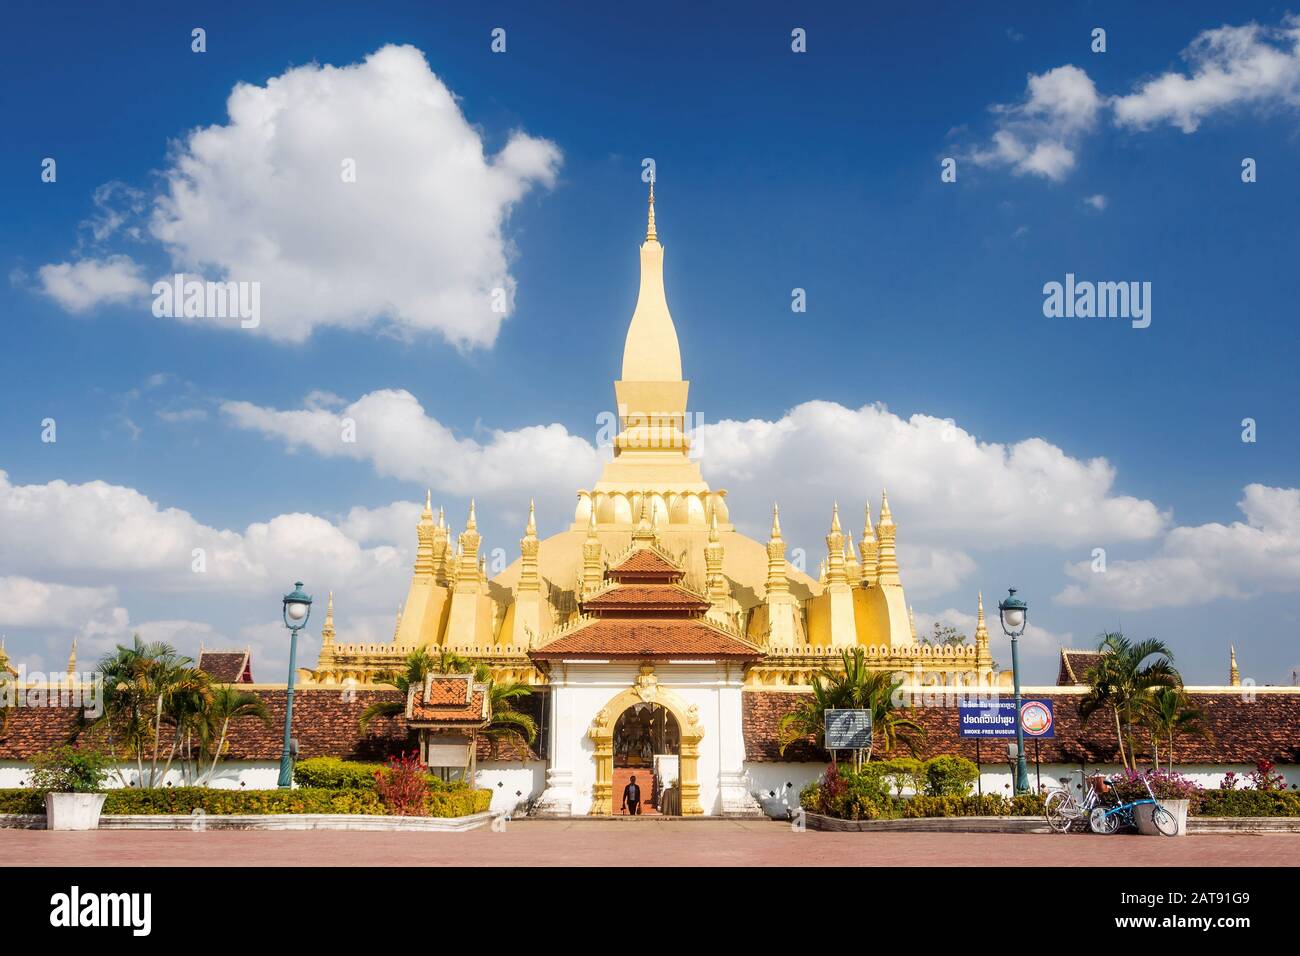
[581, 506, 604, 599]
[645, 176, 657, 242]
[414, 491, 437, 578]
[765, 503, 788, 597]
[67, 637, 77, 675]
[1230, 645, 1241, 687]
[860, 502, 878, 586]
[875, 490, 900, 586]
[519, 500, 540, 593]
[321, 591, 336, 644]
[825, 503, 848, 586]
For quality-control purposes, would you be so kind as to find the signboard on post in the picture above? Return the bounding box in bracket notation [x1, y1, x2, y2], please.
[958, 699, 1054, 738]
[824, 709, 872, 750]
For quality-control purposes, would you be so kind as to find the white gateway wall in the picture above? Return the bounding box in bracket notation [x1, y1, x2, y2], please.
[538, 660, 750, 816]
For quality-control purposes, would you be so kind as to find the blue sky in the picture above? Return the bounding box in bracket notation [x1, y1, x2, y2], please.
[1, 1, 1298, 684]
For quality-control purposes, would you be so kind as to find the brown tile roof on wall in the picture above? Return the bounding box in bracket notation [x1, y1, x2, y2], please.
[407, 679, 489, 725]
[197, 650, 251, 684]
[743, 690, 1300, 766]
[0, 688, 415, 763]
[532, 618, 762, 659]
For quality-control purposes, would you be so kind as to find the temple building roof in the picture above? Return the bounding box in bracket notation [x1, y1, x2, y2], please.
[197, 647, 254, 684]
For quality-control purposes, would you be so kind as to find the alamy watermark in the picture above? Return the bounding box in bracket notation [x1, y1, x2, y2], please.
[152, 274, 260, 329]
[0, 668, 103, 718]
[1043, 273, 1151, 329]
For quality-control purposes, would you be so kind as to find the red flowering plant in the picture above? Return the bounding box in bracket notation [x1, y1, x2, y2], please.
[1218, 771, 1239, 790]
[373, 751, 429, 816]
[1109, 768, 1201, 804]
[1247, 759, 1287, 792]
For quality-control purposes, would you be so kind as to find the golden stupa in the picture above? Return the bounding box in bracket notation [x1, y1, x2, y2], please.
[310, 183, 995, 691]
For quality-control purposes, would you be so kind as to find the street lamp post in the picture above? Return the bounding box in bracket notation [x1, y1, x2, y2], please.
[997, 587, 1031, 796]
[278, 581, 313, 789]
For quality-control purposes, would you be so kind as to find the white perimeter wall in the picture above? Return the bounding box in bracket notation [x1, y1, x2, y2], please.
[0, 760, 280, 790]
[475, 761, 548, 815]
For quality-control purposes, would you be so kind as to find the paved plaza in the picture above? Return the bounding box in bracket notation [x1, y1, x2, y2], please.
[5, 821, 1299, 866]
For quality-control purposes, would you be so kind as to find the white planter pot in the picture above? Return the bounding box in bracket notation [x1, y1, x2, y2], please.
[44, 792, 107, 831]
[1136, 798, 1188, 837]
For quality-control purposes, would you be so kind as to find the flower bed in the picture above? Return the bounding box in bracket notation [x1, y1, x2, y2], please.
[0, 786, 490, 818]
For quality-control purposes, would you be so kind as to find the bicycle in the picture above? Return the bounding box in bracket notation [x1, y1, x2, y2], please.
[1044, 771, 1112, 833]
[1089, 774, 1179, 836]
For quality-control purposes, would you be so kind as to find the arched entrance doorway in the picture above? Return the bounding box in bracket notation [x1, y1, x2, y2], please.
[612, 703, 680, 814]
[587, 668, 704, 815]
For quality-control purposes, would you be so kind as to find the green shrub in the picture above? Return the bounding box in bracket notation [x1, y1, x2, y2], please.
[293, 757, 383, 790]
[875, 757, 925, 796]
[28, 745, 110, 794]
[923, 756, 980, 797]
[1195, 789, 1300, 817]
[0, 789, 45, 814]
[293, 756, 471, 792]
[0, 785, 494, 818]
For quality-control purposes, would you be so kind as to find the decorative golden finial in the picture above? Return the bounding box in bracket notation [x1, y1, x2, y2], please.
[879, 489, 893, 523]
[587, 504, 598, 535]
[526, 498, 537, 536]
[466, 498, 477, 531]
[322, 591, 336, 644]
[975, 592, 989, 644]
[67, 637, 77, 675]
[1230, 645, 1240, 687]
[709, 508, 720, 541]
[438, 506, 446, 530]
[645, 176, 657, 242]
[422, 489, 432, 518]
[770, 502, 782, 539]
[830, 501, 842, 533]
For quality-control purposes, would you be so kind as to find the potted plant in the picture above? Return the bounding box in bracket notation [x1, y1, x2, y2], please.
[31, 744, 111, 830]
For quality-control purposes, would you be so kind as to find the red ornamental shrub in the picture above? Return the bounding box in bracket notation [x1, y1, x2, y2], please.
[374, 752, 429, 816]
[1248, 759, 1287, 792]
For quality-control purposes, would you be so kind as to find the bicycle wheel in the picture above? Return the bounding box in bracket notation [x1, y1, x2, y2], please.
[1044, 791, 1075, 833]
[1152, 805, 1179, 837]
[1090, 806, 1120, 835]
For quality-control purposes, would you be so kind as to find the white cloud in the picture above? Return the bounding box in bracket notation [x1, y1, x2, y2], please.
[1113, 16, 1300, 132]
[148, 43, 561, 344]
[1055, 484, 1300, 610]
[0, 576, 122, 630]
[220, 388, 602, 498]
[37, 255, 148, 312]
[970, 65, 1102, 181]
[0, 469, 405, 599]
[1083, 193, 1108, 211]
[697, 400, 1166, 552]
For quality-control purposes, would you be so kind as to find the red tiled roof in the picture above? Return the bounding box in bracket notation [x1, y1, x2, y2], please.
[743, 690, 1300, 765]
[198, 650, 252, 684]
[582, 584, 710, 613]
[531, 618, 761, 659]
[406, 675, 489, 725]
[1057, 650, 1102, 686]
[608, 549, 682, 580]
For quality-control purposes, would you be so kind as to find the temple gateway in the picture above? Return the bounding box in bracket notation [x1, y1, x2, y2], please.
[306, 186, 1001, 816]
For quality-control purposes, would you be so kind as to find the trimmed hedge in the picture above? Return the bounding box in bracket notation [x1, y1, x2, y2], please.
[0, 786, 491, 818]
[292, 756, 473, 793]
[1196, 789, 1300, 817]
[293, 757, 383, 790]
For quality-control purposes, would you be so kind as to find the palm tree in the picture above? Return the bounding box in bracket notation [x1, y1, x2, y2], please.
[1143, 686, 1211, 775]
[480, 678, 537, 759]
[778, 648, 925, 764]
[1079, 632, 1181, 770]
[156, 666, 213, 786]
[357, 648, 438, 732]
[200, 685, 271, 784]
[96, 635, 192, 787]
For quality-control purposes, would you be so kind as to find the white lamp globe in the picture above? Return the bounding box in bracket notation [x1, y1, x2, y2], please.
[286, 601, 309, 622]
[1002, 608, 1024, 629]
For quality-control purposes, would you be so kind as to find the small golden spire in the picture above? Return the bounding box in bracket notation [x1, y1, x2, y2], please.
[879, 489, 893, 524]
[770, 502, 782, 539]
[830, 501, 842, 533]
[438, 506, 446, 530]
[466, 498, 477, 531]
[526, 498, 537, 537]
[422, 489, 432, 519]
[709, 508, 720, 541]
[975, 592, 989, 644]
[67, 637, 78, 675]
[1230, 645, 1241, 687]
[645, 176, 657, 242]
[322, 591, 336, 644]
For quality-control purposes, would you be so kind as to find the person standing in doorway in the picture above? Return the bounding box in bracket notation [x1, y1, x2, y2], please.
[622, 773, 642, 815]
